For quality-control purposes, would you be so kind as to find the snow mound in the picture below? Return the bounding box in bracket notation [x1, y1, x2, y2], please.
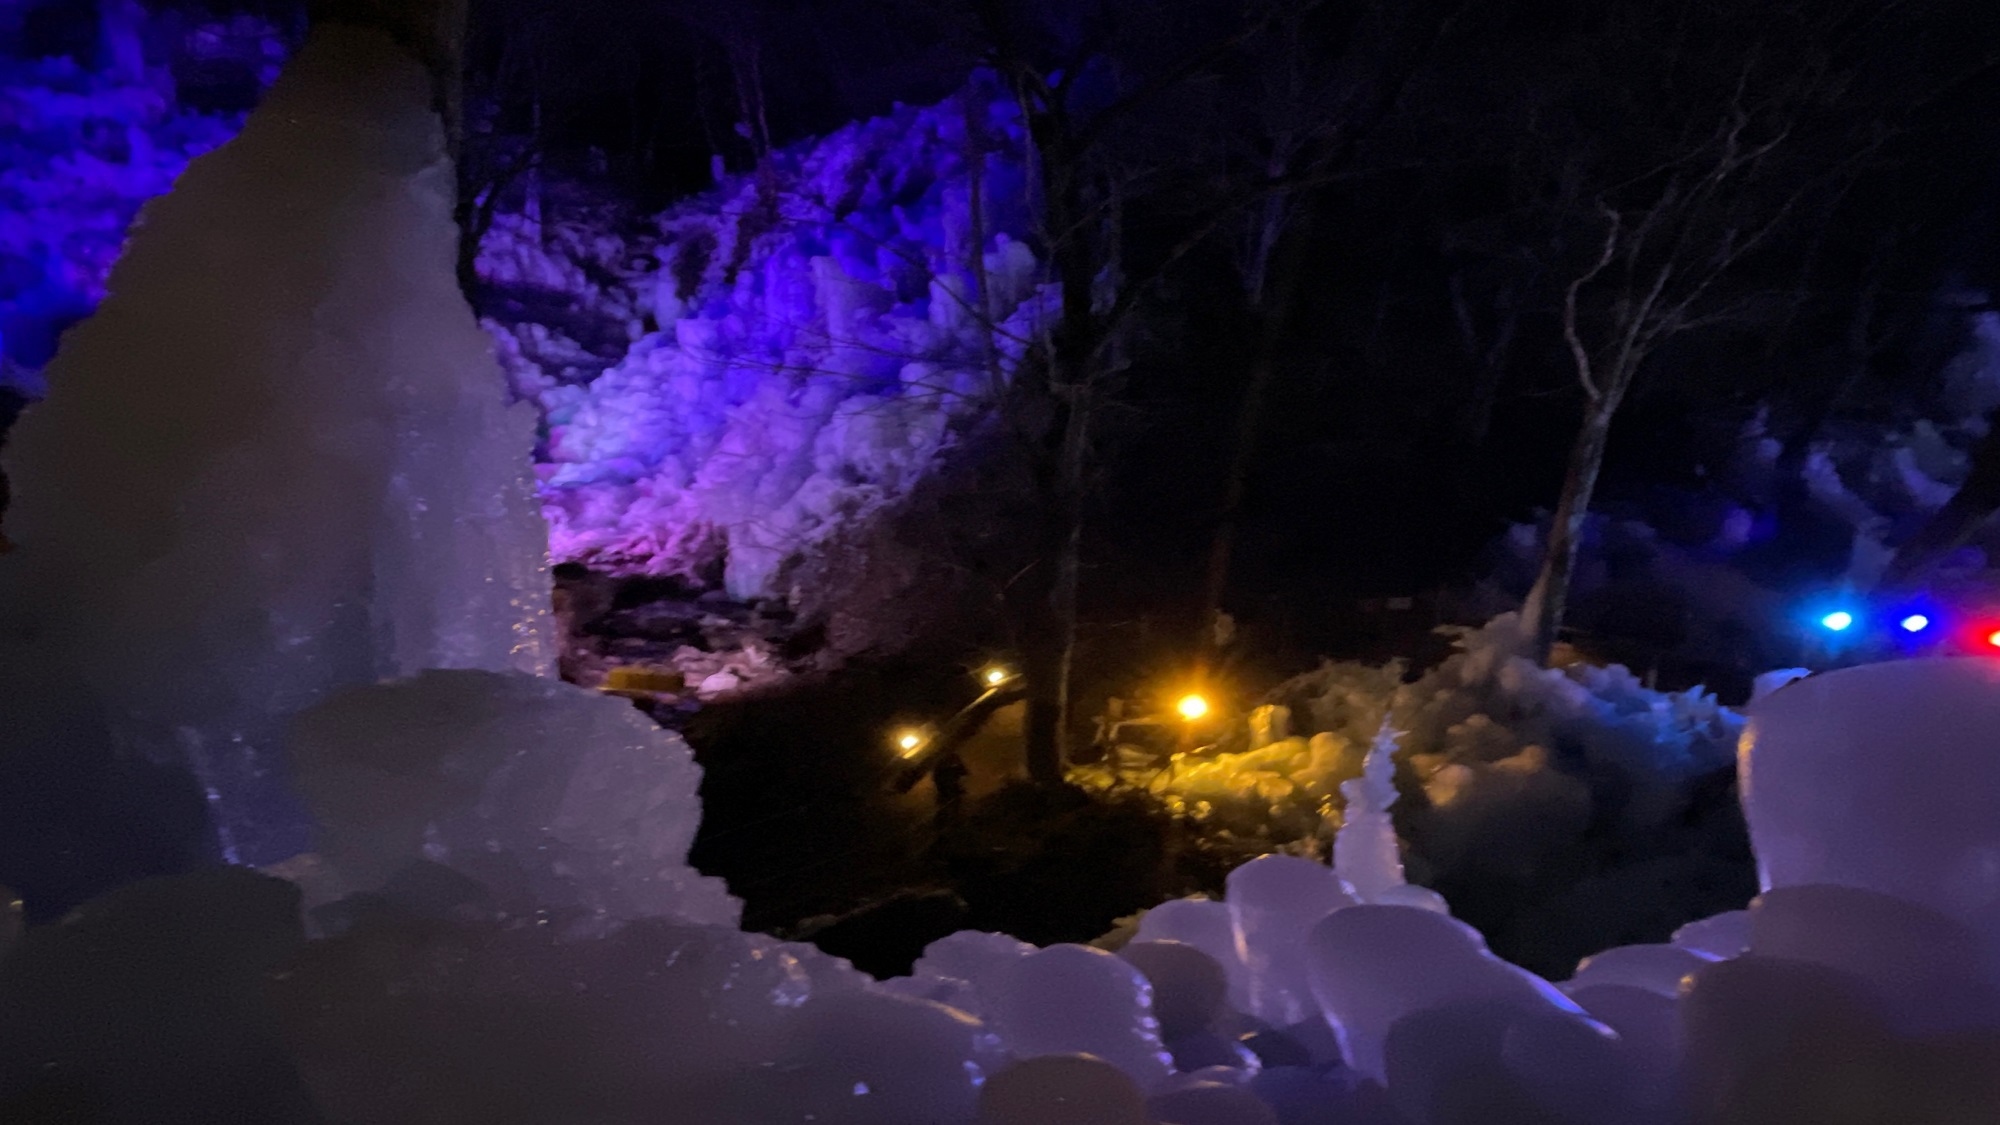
[1083, 617, 1738, 841]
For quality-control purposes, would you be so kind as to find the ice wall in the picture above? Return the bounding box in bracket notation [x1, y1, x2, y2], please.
[0, 21, 552, 863]
[0, 11, 273, 393]
[490, 77, 1051, 598]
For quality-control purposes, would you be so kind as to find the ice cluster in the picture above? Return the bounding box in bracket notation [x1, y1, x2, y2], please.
[485, 74, 1051, 599]
[15, 658, 2000, 1125]
[0, 5, 275, 394]
[1, 21, 553, 866]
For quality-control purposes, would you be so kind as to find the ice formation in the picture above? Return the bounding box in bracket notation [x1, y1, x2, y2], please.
[1333, 720, 1410, 904]
[489, 75, 1051, 598]
[1741, 658, 2000, 932]
[0, 15, 260, 392]
[287, 669, 737, 927]
[2, 12, 1047, 605]
[13, 574, 2000, 1117]
[1228, 855, 1358, 1027]
[1, 22, 552, 863]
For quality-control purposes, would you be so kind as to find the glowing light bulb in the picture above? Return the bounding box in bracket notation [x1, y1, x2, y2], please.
[1176, 693, 1210, 721]
[1901, 614, 1930, 633]
[895, 730, 924, 757]
[1820, 611, 1854, 632]
[984, 667, 1010, 686]
[1987, 629, 2000, 650]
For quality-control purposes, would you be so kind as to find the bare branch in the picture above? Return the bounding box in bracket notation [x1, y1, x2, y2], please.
[1564, 203, 1621, 402]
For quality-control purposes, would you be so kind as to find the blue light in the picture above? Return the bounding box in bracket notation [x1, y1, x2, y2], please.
[1901, 614, 1931, 633]
[1820, 611, 1855, 632]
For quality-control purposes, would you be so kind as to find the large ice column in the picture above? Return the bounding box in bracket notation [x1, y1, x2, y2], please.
[1740, 659, 2000, 931]
[0, 22, 552, 863]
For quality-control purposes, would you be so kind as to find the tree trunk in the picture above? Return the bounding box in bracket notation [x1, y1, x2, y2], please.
[1522, 385, 1622, 662]
[1009, 83, 1101, 784]
[1017, 354, 1092, 785]
[1199, 338, 1275, 658]
[1202, 198, 1309, 663]
[1019, 599, 1067, 785]
[1448, 272, 1521, 450]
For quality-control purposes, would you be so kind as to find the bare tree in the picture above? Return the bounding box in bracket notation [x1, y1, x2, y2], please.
[1508, 0, 1943, 661]
[963, 0, 1390, 781]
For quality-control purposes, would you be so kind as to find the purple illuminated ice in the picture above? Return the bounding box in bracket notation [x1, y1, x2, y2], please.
[1564, 943, 1716, 998]
[782, 990, 997, 1125]
[1670, 910, 1750, 960]
[1146, 1080, 1281, 1125]
[1135, 898, 1250, 1011]
[1333, 722, 1409, 904]
[1119, 941, 1230, 1041]
[883, 929, 1035, 1015]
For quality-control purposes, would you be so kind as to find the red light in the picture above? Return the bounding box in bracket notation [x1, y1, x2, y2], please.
[1988, 629, 2000, 649]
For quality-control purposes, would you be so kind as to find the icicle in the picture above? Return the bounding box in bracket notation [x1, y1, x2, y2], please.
[1334, 717, 1408, 904]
